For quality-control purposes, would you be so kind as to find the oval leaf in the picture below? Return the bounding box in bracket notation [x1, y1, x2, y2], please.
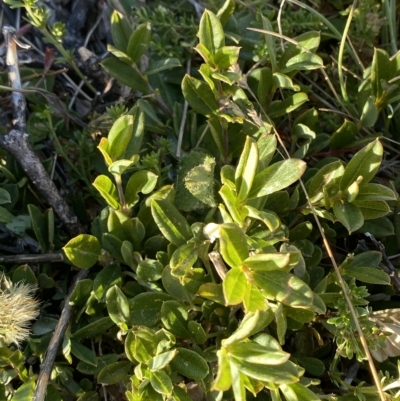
[170, 348, 209, 380]
[97, 361, 131, 385]
[63, 234, 101, 269]
[249, 159, 306, 199]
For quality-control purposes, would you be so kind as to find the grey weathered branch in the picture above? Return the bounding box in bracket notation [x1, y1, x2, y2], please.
[2, 26, 88, 401]
[0, 253, 64, 264]
[1, 26, 84, 237]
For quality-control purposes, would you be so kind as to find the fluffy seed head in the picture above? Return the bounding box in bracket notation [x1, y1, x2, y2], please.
[0, 276, 40, 347]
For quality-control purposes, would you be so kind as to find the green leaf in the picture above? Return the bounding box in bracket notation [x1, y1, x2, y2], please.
[63, 234, 101, 269]
[251, 270, 314, 308]
[255, 67, 273, 108]
[273, 72, 300, 91]
[188, 321, 207, 344]
[195, 44, 215, 66]
[129, 292, 173, 326]
[176, 150, 217, 211]
[258, 134, 277, 170]
[106, 285, 130, 324]
[0, 206, 14, 223]
[333, 201, 364, 233]
[12, 381, 35, 401]
[282, 53, 323, 73]
[125, 328, 157, 363]
[124, 105, 145, 159]
[150, 370, 173, 395]
[197, 282, 225, 304]
[12, 264, 37, 285]
[308, 161, 344, 201]
[125, 170, 158, 208]
[339, 139, 383, 190]
[102, 233, 123, 261]
[344, 266, 390, 285]
[228, 340, 289, 365]
[93, 264, 122, 302]
[353, 199, 391, 220]
[223, 267, 247, 305]
[97, 138, 112, 167]
[357, 183, 397, 201]
[71, 317, 114, 341]
[161, 300, 191, 339]
[371, 48, 394, 99]
[224, 310, 273, 345]
[230, 361, 246, 401]
[358, 217, 394, 237]
[249, 159, 306, 199]
[280, 382, 320, 401]
[235, 136, 258, 202]
[28, 204, 47, 251]
[217, 0, 235, 26]
[108, 159, 137, 175]
[170, 348, 209, 380]
[243, 282, 265, 312]
[198, 10, 225, 55]
[137, 259, 164, 281]
[329, 120, 358, 151]
[279, 31, 321, 69]
[229, 358, 300, 384]
[182, 75, 219, 116]
[243, 253, 291, 272]
[127, 22, 151, 63]
[69, 279, 93, 306]
[268, 93, 308, 118]
[101, 58, 149, 94]
[219, 184, 241, 224]
[219, 223, 248, 268]
[151, 199, 192, 246]
[360, 96, 379, 128]
[214, 46, 240, 70]
[170, 242, 198, 277]
[145, 58, 181, 75]
[214, 347, 232, 391]
[107, 115, 134, 160]
[149, 350, 178, 371]
[92, 175, 119, 209]
[0, 188, 11, 204]
[342, 251, 382, 269]
[97, 361, 131, 385]
[71, 340, 98, 366]
[245, 206, 281, 232]
[261, 15, 277, 72]
[110, 11, 131, 52]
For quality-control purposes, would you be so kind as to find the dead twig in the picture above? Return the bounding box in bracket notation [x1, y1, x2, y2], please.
[0, 253, 64, 264]
[33, 269, 88, 401]
[1, 26, 88, 401]
[1, 26, 84, 237]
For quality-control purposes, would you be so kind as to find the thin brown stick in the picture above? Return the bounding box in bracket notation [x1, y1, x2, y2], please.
[0, 253, 64, 264]
[33, 269, 88, 401]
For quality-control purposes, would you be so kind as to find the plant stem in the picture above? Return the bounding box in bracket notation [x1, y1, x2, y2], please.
[338, 0, 358, 105]
[114, 174, 128, 214]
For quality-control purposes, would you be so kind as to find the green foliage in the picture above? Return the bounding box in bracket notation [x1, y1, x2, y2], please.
[1, 1, 400, 400]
